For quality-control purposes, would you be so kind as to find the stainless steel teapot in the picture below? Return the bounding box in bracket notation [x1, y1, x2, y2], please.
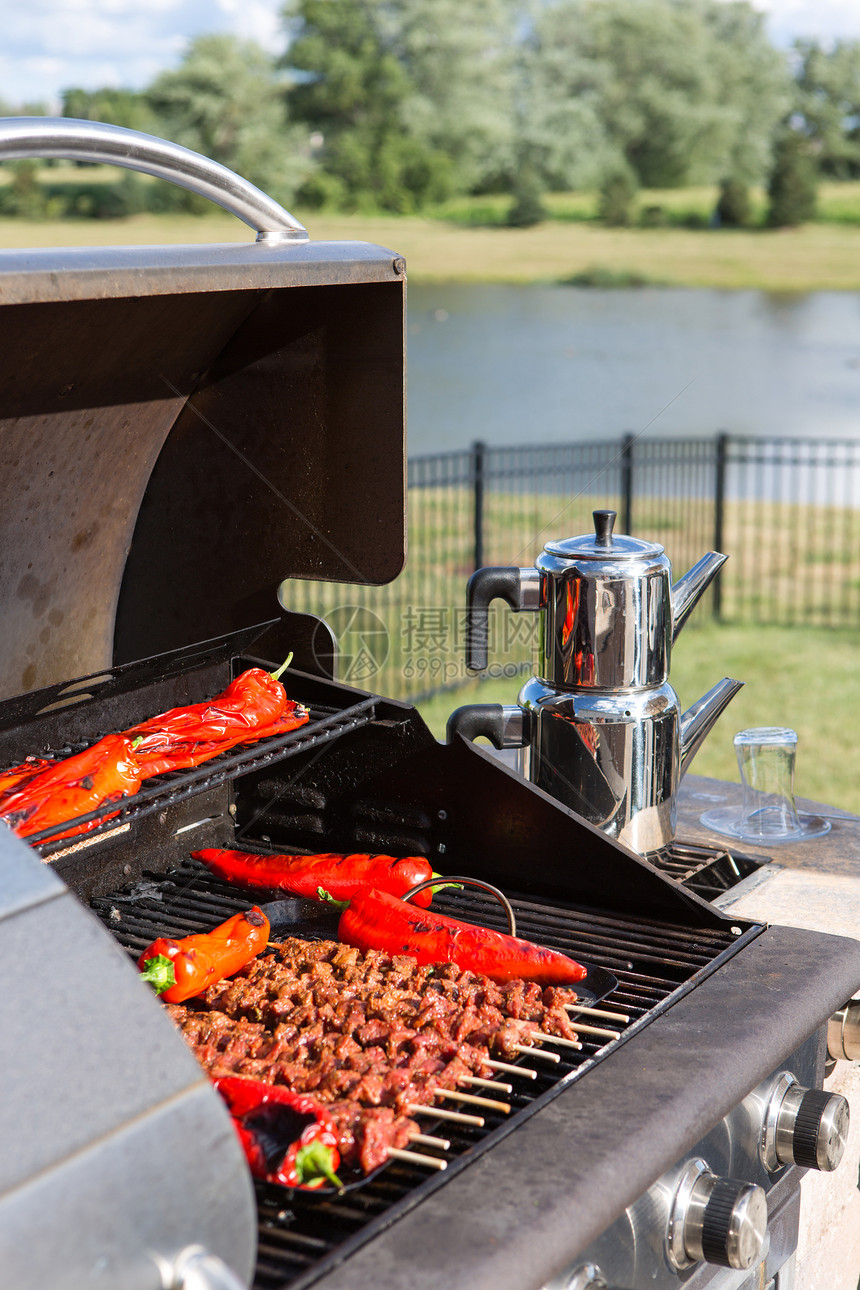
[448, 510, 743, 855]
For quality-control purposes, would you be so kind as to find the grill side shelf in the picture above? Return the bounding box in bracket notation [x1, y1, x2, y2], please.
[25, 697, 378, 858]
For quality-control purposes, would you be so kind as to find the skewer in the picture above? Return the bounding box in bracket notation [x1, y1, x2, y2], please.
[410, 1132, 451, 1150]
[486, 1058, 537, 1080]
[408, 1103, 485, 1127]
[535, 1033, 583, 1051]
[388, 1146, 447, 1171]
[462, 1075, 513, 1094]
[562, 1020, 620, 1041]
[566, 1003, 630, 1023]
[435, 1088, 511, 1114]
[514, 1044, 560, 1064]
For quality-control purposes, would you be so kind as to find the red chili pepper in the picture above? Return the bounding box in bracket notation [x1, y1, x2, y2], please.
[135, 699, 309, 778]
[193, 849, 437, 908]
[0, 735, 144, 842]
[213, 1075, 342, 1190]
[129, 663, 302, 764]
[335, 888, 587, 986]
[137, 906, 270, 1003]
[0, 662, 307, 843]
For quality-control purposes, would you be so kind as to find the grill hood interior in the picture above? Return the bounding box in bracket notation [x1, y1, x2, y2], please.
[0, 239, 406, 702]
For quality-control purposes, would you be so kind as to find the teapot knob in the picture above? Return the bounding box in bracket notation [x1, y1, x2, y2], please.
[593, 510, 617, 547]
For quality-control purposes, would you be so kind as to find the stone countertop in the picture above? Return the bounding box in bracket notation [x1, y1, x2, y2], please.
[679, 774, 860, 941]
[679, 773, 860, 875]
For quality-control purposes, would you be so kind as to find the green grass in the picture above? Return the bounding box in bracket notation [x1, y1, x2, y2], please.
[4, 181, 860, 288]
[415, 620, 860, 816]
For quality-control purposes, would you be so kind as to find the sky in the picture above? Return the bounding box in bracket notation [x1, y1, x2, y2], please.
[3, 0, 860, 110]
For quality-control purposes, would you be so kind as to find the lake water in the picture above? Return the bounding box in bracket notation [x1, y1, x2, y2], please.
[405, 284, 860, 455]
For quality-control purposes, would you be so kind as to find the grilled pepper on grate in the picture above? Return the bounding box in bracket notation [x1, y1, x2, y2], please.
[0, 758, 54, 804]
[213, 1075, 342, 1190]
[138, 906, 270, 1003]
[331, 888, 587, 986]
[193, 848, 438, 908]
[130, 658, 309, 777]
[0, 734, 144, 842]
[0, 661, 307, 843]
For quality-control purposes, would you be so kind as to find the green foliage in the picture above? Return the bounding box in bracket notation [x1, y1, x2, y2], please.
[507, 160, 548, 227]
[146, 34, 307, 202]
[282, 0, 516, 212]
[767, 129, 818, 227]
[529, 0, 790, 191]
[61, 87, 162, 135]
[792, 38, 860, 179]
[716, 177, 753, 227]
[598, 165, 638, 226]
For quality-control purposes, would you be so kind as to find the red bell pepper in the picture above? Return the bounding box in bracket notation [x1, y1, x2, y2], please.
[213, 1075, 342, 1190]
[193, 848, 437, 908]
[334, 888, 587, 986]
[138, 906, 270, 1003]
[0, 734, 144, 842]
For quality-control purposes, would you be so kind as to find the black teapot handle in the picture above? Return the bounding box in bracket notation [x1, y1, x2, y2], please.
[446, 703, 529, 749]
[466, 566, 535, 671]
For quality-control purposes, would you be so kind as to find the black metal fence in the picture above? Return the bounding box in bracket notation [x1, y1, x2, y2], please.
[284, 435, 860, 701]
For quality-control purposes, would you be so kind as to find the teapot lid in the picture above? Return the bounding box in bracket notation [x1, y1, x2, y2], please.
[544, 510, 664, 560]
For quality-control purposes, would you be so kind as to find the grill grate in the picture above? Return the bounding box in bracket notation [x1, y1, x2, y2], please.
[651, 840, 763, 901]
[26, 697, 377, 858]
[91, 854, 756, 1290]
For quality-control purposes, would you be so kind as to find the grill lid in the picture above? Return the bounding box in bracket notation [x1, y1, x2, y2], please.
[0, 121, 407, 703]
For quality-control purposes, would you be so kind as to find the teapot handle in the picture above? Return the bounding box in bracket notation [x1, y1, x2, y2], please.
[447, 703, 529, 749]
[466, 567, 541, 671]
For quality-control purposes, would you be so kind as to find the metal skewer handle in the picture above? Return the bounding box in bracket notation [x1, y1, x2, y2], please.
[0, 117, 309, 243]
[402, 875, 517, 936]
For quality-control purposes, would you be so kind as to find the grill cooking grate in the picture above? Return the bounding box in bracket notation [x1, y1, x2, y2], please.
[92, 855, 756, 1290]
[651, 840, 763, 901]
[27, 697, 377, 859]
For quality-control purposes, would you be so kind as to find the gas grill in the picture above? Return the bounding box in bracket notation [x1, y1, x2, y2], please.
[1, 120, 859, 1290]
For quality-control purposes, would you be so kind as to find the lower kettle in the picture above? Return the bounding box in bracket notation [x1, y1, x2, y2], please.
[447, 676, 743, 856]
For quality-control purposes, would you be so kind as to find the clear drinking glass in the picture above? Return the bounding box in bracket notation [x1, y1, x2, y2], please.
[701, 727, 830, 844]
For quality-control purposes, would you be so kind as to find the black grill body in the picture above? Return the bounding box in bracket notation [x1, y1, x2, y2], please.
[5, 631, 859, 1290]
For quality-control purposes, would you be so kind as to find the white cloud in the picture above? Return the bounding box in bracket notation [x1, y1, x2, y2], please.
[1, 0, 285, 103]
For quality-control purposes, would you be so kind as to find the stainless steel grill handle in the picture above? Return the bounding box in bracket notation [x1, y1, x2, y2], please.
[0, 117, 309, 243]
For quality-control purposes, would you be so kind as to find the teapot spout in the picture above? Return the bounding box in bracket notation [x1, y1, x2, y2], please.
[679, 677, 744, 777]
[672, 552, 728, 642]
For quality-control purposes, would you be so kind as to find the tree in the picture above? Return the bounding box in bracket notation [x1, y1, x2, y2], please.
[767, 128, 818, 226]
[793, 38, 860, 179]
[715, 177, 752, 227]
[146, 34, 307, 201]
[528, 0, 790, 191]
[598, 163, 638, 225]
[62, 88, 161, 135]
[281, 0, 517, 211]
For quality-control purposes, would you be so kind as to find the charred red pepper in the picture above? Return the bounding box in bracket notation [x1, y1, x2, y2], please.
[0, 662, 307, 844]
[0, 758, 53, 804]
[130, 660, 308, 777]
[193, 848, 437, 908]
[138, 906, 270, 1003]
[333, 888, 587, 986]
[213, 1075, 342, 1190]
[0, 734, 144, 841]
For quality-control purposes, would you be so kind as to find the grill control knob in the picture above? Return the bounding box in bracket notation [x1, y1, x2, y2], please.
[762, 1071, 850, 1172]
[666, 1158, 767, 1271]
[829, 1000, 860, 1062]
